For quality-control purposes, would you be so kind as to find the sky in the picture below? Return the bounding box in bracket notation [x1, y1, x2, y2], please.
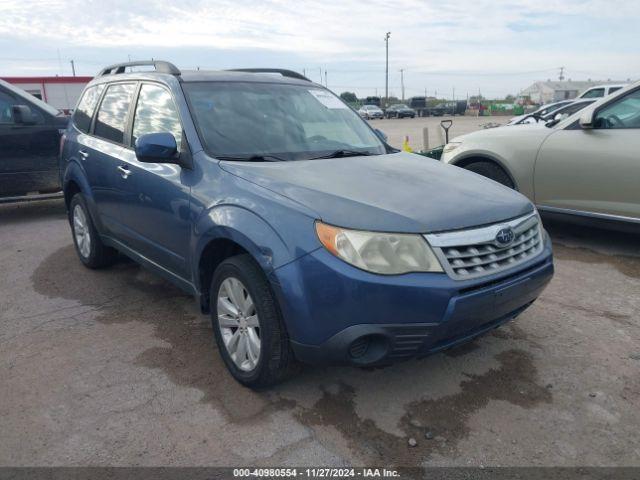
[1, 0, 638, 99]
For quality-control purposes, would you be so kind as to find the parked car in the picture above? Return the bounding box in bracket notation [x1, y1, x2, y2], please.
[385, 104, 416, 118]
[0, 79, 69, 198]
[357, 104, 384, 119]
[364, 96, 382, 107]
[507, 100, 574, 125]
[441, 81, 640, 231]
[509, 99, 596, 125]
[61, 60, 553, 388]
[579, 84, 627, 99]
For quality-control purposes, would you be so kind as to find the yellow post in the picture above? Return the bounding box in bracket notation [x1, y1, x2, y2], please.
[402, 135, 413, 152]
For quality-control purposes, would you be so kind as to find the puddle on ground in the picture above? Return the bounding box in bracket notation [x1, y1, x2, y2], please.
[32, 246, 552, 465]
[297, 349, 551, 466]
[552, 244, 640, 279]
[31, 245, 282, 422]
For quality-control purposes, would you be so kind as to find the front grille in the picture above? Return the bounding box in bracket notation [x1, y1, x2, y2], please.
[425, 213, 544, 280]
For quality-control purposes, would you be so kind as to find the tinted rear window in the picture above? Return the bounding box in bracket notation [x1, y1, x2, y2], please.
[582, 88, 604, 98]
[73, 85, 104, 133]
[94, 83, 136, 144]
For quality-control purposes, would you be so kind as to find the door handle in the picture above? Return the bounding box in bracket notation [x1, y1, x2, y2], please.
[78, 150, 89, 160]
[117, 165, 132, 179]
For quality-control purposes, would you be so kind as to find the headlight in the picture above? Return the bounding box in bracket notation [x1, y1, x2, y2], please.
[315, 221, 443, 274]
[442, 142, 461, 153]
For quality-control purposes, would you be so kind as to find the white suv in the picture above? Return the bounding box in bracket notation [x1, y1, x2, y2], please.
[579, 84, 627, 99]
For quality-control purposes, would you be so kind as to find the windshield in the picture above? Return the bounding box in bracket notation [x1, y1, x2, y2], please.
[539, 102, 569, 116]
[184, 82, 386, 160]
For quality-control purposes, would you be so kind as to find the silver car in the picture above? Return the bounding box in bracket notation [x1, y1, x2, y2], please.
[358, 104, 384, 120]
[441, 81, 640, 229]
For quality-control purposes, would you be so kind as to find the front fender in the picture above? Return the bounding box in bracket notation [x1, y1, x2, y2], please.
[192, 204, 317, 287]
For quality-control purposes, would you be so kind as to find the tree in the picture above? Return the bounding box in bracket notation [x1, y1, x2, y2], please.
[339, 91, 358, 103]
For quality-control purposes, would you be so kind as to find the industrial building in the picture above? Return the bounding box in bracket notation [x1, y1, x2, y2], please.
[0, 76, 92, 112]
[519, 80, 627, 104]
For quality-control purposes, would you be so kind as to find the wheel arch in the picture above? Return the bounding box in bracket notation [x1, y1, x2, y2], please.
[193, 205, 295, 313]
[62, 162, 94, 209]
[450, 154, 520, 191]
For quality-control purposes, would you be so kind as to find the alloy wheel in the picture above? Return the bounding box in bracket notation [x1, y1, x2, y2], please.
[217, 277, 261, 372]
[73, 205, 91, 258]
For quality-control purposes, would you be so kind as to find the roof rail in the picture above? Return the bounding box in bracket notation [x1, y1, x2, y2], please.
[227, 68, 311, 82]
[97, 60, 181, 77]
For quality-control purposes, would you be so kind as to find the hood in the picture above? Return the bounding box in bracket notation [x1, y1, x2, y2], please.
[220, 152, 533, 233]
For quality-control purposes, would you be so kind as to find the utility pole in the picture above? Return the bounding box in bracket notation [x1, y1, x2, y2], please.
[70, 60, 76, 76]
[559, 66, 565, 81]
[400, 69, 405, 101]
[452, 86, 455, 101]
[324, 70, 327, 88]
[384, 32, 391, 107]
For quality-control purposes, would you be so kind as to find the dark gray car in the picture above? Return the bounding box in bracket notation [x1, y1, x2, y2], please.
[0, 79, 68, 198]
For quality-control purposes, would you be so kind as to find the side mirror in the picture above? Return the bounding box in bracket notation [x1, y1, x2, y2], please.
[579, 109, 594, 129]
[374, 128, 388, 142]
[135, 132, 179, 164]
[12, 105, 36, 125]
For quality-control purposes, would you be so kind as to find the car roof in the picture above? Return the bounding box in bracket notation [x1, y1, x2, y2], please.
[88, 68, 320, 89]
[586, 84, 628, 89]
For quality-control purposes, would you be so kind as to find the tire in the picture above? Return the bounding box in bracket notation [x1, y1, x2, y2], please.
[210, 254, 297, 388]
[464, 161, 515, 189]
[69, 193, 118, 269]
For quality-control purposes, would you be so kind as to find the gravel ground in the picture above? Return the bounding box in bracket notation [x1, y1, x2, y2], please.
[367, 115, 508, 150]
[0, 198, 638, 468]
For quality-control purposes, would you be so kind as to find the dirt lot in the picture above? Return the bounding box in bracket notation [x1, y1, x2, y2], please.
[1, 198, 639, 468]
[368, 116, 508, 150]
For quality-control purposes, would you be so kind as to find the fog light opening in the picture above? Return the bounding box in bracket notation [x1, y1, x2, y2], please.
[348, 335, 389, 365]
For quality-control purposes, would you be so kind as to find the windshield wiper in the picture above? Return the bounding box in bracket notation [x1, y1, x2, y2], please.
[216, 154, 284, 162]
[307, 150, 375, 160]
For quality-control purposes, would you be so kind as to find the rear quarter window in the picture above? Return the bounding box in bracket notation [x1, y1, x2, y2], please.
[73, 84, 105, 133]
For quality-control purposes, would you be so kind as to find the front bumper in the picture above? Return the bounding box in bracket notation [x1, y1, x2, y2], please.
[271, 237, 553, 366]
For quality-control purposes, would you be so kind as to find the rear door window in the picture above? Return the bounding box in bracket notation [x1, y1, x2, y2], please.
[94, 83, 136, 144]
[73, 84, 105, 133]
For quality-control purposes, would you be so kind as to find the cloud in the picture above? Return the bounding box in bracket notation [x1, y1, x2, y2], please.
[1, 0, 638, 96]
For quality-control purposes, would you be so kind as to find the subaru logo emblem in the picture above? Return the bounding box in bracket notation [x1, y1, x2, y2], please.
[495, 227, 515, 247]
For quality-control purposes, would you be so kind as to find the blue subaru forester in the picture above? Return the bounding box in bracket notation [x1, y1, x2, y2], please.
[60, 60, 553, 388]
